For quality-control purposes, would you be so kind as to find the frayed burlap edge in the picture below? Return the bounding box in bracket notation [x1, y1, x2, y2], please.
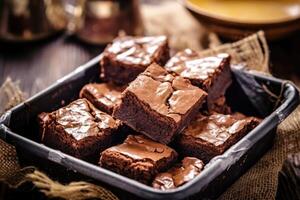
[26, 171, 118, 200]
[198, 31, 270, 73]
[0, 137, 118, 200]
[0, 77, 26, 115]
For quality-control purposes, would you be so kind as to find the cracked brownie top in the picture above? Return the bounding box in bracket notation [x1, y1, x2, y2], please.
[80, 83, 124, 114]
[184, 113, 260, 146]
[104, 36, 168, 66]
[41, 98, 120, 141]
[126, 63, 207, 122]
[165, 49, 230, 89]
[152, 157, 204, 190]
[106, 135, 176, 162]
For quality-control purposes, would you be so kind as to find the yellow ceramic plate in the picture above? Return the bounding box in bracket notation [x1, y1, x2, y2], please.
[187, 0, 300, 24]
[182, 0, 300, 40]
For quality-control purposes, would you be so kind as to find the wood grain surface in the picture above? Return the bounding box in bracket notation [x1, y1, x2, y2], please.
[0, 34, 105, 97]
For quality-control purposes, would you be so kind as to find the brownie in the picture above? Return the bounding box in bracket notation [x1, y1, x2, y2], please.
[79, 83, 124, 114]
[100, 35, 170, 85]
[152, 157, 204, 190]
[113, 63, 207, 144]
[99, 135, 178, 184]
[165, 49, 232, 112]
[38, 98, 121, 161]
[208, 96, 232, 114]
[177, 112, 261, 163]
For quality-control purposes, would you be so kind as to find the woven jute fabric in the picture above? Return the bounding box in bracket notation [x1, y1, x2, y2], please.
[219, 107, 300, 200]
[0, 77, 25, 115]
[0, 31, 298, 200]
[197, 31, 270, 73]
[0, 139, 118, 200]
[0, 139, 34, 187]
[26, 171, 118, 200]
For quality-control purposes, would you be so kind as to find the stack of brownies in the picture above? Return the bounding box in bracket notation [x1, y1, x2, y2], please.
[38, 35, 260, 190]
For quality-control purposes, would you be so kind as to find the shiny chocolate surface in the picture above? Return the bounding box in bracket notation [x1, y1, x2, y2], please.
[52, 98, 118, 140]
[80, 83, 123, 109]
[127, 63, 207, 122]
[166, 49, 230, 81]
[152, 157, 204, 190]
[184, 113, 256, 146]
[105, 36, 167, 65]
[107, 135, 175, 161]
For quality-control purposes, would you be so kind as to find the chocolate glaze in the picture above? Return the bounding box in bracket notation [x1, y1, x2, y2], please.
[105, 36, 168, 66]
[165, 49, 230, 82]
[50, 99, 119, 141]
[127, 63, 207, 122]
[108, 135, 174, 161]
[80, 83, 123, 113]
[152, 157, 204, 190]
[165, 49, 201, 67]
[184, 113, 257, 146]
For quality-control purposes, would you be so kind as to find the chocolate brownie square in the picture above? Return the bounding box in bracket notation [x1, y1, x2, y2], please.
[100, 35, 170, 85]
[152, 157, 204, 190]
[80, 83, 124, 114]
[38, 98, 121, 161]
[113, 63, 207, 144]
[165, 49, 232, 112]
[177, 113, 260, 163]
[99, 135, 178, 184]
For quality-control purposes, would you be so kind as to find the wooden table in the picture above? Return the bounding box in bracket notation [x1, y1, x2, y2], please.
[0, 34, 105, 97]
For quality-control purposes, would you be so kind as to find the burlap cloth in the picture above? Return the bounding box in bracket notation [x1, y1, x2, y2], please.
[0, 2, 299, 199]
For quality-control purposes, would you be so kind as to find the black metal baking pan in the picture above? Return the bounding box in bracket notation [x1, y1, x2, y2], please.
[0, 54, 299, 200]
